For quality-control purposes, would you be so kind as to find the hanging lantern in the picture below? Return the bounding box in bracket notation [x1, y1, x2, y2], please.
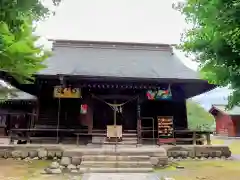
[80, 104, 88, 114]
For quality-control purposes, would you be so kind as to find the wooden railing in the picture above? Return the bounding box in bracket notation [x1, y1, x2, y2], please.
[140, 117, 156, 144]
[9, 127, 99, 144]
[9, 126, 212, 145]
[174, 130, 212, 145]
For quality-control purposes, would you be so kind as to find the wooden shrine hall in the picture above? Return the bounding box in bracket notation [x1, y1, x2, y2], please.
[1, 40, 215, 145]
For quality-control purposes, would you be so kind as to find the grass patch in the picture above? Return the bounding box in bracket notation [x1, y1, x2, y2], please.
[23, 160, 51, 179]
[229, 141, 240, 154]
[0, 159, 83, 180]
[176, 160, 240, 169]
[211, 139, 225, 145]
[212, 138, 240, 154]
[154, 165, 177, 172]
[156, 160, 240, 180]
[29, 160, 51, 169]
[0, 159, 51, 179]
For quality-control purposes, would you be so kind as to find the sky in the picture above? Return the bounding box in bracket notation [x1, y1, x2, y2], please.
[35, 0, 230, 108]
[38, 0, 184, 44]
[37, 0, 197, 69]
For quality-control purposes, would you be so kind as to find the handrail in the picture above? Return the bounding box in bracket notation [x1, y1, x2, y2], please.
[141, 117, 155, 144]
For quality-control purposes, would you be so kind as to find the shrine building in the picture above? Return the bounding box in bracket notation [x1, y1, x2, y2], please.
[1, 40, 215, 144]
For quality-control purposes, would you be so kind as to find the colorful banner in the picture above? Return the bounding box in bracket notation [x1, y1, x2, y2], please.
[53, 86, 81, 98]
[146, 88, 172, 100]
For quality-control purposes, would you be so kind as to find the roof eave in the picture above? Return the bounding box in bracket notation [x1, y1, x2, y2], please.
[48, 38, 175, 48]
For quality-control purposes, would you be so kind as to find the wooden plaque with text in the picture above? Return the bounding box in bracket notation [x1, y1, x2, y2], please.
[53, 86, 81, 98]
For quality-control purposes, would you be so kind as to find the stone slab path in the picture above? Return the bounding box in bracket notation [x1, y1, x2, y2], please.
[82, 173, 159, 180]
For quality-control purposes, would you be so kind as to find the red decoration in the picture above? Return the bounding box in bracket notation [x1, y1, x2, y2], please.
[159, 138, 175, 144]
[80, 104, 88, 114]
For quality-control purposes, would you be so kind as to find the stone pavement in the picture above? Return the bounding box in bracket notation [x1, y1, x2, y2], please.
[82, 173, 159, 180]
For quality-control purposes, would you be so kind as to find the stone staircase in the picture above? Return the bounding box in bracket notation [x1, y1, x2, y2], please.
[62, 147, 167, 173]
[79, 154, 153, 173]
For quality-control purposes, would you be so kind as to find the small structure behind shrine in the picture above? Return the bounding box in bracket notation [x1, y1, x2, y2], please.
[210, 104, 240, 137]
[0, 86, 37, 140]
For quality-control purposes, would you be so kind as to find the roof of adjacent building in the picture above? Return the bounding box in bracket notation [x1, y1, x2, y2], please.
[38, 39, 202, 80]
[4, 90, 37, 101]
[0, 81, 36, 101]
[211, 104, 240, 115]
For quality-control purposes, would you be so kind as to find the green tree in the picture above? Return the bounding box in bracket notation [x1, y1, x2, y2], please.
[174, 0, 240, 108]
[186, 100, 215, 131]
[0, 0, 61, 83]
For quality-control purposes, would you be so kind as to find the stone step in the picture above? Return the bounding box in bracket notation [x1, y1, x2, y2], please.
[79, 167, 153, 173]
[82, 155, 150, 161]
[80, 161, 152, 168]
[63, 147, 167, 157]
[103, 141, 137, 145]
[86, 144, 140, 148]
[0, 138, 10, 144]
[122, 137, 137, 141]
[92, 137, 137, 143]
[122, 133, 137, 137]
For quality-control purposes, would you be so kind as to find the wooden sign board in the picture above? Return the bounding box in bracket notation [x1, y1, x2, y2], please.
[157, 116, 175, 145]
[53, 86, 81, 98]
[107, 125, 122, 138]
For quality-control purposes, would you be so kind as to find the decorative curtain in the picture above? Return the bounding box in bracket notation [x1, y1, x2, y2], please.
[146, 85, 172, 100]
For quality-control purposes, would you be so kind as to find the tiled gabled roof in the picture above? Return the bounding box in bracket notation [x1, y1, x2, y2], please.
[38, 39, 201, 80]
[211, 104, 240, 115]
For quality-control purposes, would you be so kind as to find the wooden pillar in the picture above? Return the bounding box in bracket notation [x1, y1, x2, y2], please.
[206, 132, 211, 145]
[137, 97, 141, 144]
[56, 98, 61, 144]
[35, 81, 42, 126]
[192, 131, 196, 145]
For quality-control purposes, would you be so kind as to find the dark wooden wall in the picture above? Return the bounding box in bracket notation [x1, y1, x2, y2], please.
[36, 80, 188, 133]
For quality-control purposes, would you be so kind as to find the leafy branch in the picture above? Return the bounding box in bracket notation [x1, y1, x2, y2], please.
[0, 0, 61, 89]
[174, 0, 240, 108]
